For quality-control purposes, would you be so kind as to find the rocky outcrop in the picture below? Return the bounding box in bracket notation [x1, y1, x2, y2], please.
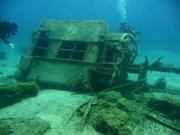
[0, 81, 39, 109]
[0, 117, 50, 135]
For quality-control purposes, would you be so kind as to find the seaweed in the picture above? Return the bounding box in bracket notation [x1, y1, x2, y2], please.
[0, 81, 39, 109]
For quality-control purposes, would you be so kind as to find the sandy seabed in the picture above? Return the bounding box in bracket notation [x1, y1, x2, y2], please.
[0, 48, 179, 135]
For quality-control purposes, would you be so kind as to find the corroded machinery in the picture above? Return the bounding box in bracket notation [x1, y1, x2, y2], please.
[16, 20, 137, 91]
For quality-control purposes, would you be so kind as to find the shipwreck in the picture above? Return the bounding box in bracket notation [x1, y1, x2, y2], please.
[16, 20, 138, 91]
[0, 20, 179, 134]
[15, 20, 180, 92]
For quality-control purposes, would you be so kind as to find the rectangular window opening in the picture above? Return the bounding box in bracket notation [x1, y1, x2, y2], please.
[72, 52, 85, 60]
[57, 50, 71, 59]
[35, 30, 49, 48]
[74, 41, 87, 51]
[36, 39, 49, 48]
[32, 48, 47, 57]
[60, 41, 74, 49]
[57, 41, 88, 61]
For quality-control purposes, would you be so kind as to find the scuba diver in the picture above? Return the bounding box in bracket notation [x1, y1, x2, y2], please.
[120, 23, 140, 37]
[0, 18, 18, 48]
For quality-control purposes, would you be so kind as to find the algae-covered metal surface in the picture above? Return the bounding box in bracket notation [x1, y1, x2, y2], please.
[16, 20, 137, 91]
[38, 20, 108, 42]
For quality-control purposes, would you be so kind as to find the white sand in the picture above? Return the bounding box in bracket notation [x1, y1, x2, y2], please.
[0, 90, 98, 135]
[0, 47, 97, 135]
[131, 49, 180, 92]
[0, 90, 178, 135]
[129, 71, 180, 91]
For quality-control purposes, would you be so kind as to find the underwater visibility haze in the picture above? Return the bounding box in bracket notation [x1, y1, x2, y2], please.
[0, 0, 180, 135]
[1, 0, 180, 52]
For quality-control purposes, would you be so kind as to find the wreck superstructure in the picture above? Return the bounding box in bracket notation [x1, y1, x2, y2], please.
[16, 20, 137, 91]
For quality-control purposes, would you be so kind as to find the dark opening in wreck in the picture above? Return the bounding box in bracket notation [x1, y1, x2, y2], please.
[15, 20, 146, 91]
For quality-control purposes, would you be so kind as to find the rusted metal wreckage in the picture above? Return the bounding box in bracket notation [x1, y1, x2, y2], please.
[15, 20, 180, 91]
[15, 20, 180, 133]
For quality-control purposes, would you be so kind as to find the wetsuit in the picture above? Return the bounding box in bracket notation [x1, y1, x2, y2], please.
[0, 18, 17, 48]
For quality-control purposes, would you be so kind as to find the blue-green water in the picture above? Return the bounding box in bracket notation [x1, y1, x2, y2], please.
[0, 1, 180, 135]
[1, 0, 180, 54]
